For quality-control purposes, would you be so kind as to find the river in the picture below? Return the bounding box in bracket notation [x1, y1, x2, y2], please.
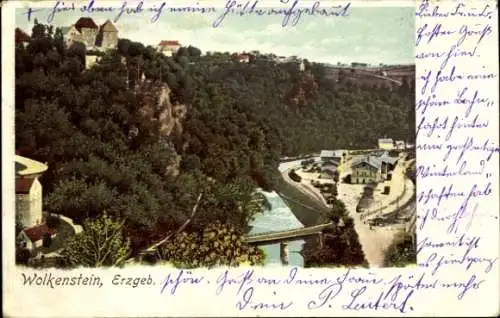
[248, 159, 311, 267]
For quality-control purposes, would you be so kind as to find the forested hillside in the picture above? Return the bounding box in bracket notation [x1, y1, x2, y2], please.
[15, 20, 414, 257]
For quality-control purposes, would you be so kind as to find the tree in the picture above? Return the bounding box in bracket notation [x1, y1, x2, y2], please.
[16, 213, 25, 236]
[61, 213, 131, 267]
[45, 214, 61, 229]
[180, 154, 202, 172]
[16, 25, 415, 264]
[333, 170, 340, 183]
[117, 39, 132, 56]
[42, 232, 52, 247]
[187, 45, 202, 57]
[53, 27, 66, 56]
[31, 19, 45, 38]
[303, 214, 366, 267]
[46, 178, 117, 223]
[67, 42, 86, 65]
[331, 183, 339, 197]
[328, 199, 347, 222]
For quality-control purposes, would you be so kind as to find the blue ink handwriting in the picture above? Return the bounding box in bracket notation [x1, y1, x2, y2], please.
[212, 0, 351, 28]
[416, 2, 494, 20]
[236, 287, 294, 311]
[416, 160, 486, 179]
[160, 270, 204, 295]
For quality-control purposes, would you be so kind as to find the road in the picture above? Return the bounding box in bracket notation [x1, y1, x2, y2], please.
[337, 158, 415, 267]
[280, 159, 330, 208]
[281, 154, 415, 267]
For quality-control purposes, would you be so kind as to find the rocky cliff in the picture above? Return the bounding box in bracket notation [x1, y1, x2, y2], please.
[286, 71, 319, 107]
[131, 79, 188, 177]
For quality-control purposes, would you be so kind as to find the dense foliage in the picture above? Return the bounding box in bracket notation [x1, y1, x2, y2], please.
[322, 198, 348, 223]
[303, 218, 367, 267]
[385, 239, 416, 267]
[305, 199, 367, 267]
[15, 20, 414, 260]
[161, 222, 264, 268]
[15, 241, 32, 265]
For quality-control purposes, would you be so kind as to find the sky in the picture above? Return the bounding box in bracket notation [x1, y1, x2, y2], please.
[15, 2, 415, 65]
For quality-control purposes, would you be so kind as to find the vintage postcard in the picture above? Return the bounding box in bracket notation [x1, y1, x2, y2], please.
[2, 0, 499, 317]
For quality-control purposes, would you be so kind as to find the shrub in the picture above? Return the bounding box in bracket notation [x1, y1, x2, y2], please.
[161, 222, 264, 268]
[288, 169, 302, 182]
[16, 243, 32, 265]
[46, 214, 61, 229]
[332, 184, 338, 197]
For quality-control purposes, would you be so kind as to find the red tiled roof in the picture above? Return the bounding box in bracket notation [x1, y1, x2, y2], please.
[16, 178, 35, 194]
[75, 17, 98, 31]
[15, 28, 30, 43]
[159, 40, 180, 46]
[24, 224, 57, 242]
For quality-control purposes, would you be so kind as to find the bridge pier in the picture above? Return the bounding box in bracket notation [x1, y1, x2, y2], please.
[317, 232, 324, 249]
[279, 242, 289, 265]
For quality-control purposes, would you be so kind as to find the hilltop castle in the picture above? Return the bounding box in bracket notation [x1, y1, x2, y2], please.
[62, 17, 119, 50]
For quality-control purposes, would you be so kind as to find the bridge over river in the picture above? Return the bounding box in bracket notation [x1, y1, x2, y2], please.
[244, 223, 333, 245]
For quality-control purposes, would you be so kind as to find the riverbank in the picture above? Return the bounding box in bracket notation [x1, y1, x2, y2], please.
[249, 191, 307, 267]
[276, 160, 368, 268]
[275, 176, 329, 227]
[276, 154, 416, 268]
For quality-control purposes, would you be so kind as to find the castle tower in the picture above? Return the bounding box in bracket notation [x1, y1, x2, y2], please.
[97, 20, 119, 49]
[15, 155, 48, 228]
[74, 17, 99, 48]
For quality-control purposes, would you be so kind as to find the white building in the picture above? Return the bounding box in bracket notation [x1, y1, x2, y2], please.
[157, 40, 181, 56]
[395, 140, 405, 150]
[16, 155, 48, 228]
[238, 54, 250, 63]
[17, 223, 57, 251]
[85, 55, 101, 69]
[320, 150, 347, 164]
[299, 60, 305, 72]
[378, 138, 394, 150]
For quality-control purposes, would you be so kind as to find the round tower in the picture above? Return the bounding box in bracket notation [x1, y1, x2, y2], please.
[15, 155, 48, 228]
